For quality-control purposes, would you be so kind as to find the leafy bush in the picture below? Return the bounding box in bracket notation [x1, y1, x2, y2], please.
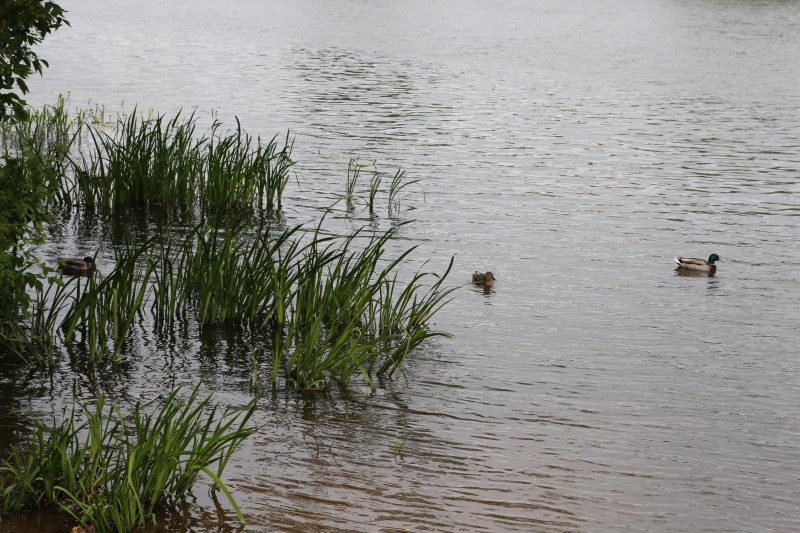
[0, 0, 68, 122]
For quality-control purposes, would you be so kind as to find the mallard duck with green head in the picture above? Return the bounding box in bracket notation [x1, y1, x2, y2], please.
[674, 254, 720, 273]
[56, 256, 97, 275]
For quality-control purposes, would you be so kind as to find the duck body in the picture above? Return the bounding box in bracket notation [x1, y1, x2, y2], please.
[674, 254, 720, 273]
[472, 271, 496, 287]
[56, 256, 96, 275]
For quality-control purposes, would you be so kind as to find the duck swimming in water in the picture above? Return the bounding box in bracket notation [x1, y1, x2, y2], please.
[674, 254, 720, 273]
[472, 271, 496, 287]
[56, 256, 97, 275]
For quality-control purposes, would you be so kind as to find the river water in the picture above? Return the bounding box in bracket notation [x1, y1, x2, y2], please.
[6, 0, 800, 531]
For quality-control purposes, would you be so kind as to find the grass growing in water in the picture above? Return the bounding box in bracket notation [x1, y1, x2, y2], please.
[0, 385, 258, 532]
[341, 159, 420, 219]
[60, 242, 155, 364]
[5, 105, 296, 213]
[1, 98, 458, 531]
[204, 121, 293, 213]
[0, 273, 76, 366]
[367, 170, 382, 217]
[0, 95, 82, 206]
[387, 168, 420, 218]
[77, 110, 204, 210]
[145, 216, 456, 390]
[345, 158, 362, 212]
[275, 225, 456, 390]
[5, 210, 455, 392]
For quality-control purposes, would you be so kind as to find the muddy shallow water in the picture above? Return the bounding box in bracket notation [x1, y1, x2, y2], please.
[4, 0, 800, 531]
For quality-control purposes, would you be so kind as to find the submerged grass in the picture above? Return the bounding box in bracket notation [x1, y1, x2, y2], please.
[204, 122, 293, 213]
[7, 212, 455, 391]
[367, 171, 382, 217]
[0, 385, 258, 532]
[12, 214, 455, 391]
[387, 168, 421, 218]
[276, 224, 456, 390]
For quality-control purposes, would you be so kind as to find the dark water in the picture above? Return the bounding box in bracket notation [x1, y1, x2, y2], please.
[5, 0, 800, 531]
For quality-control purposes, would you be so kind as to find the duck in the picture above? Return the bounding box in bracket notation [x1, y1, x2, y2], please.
[472, 271, 496, 287]
[56, 256, 97, 275]
[674, 254, 720, 273]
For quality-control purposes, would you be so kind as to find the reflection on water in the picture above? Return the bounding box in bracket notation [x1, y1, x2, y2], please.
[5, 0, 800, 531]
[674, 268, 715, 278]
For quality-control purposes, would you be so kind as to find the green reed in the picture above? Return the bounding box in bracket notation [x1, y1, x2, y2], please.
[76, 110, 203, 209]
[0, 385, 258, 532]
[68, 110, 294, 213]
[182, 219, 298, 326]
[148, 228, 191, 327]
[4, 99, 291, 214]
[340, 161, 420, 218]
[3, 175, 452, 389]
[0, 274, 75, 366]
[203, 121, 293, 213]
[61, 242, 154, 364]
[138, 212, 454, 391]
[373, 257, 456, 376]
[367, 171, 382, 217]
[345, 158, 361, 211]
[265, 133, 294, 212]
[271, 225, 455, 390]
[280, 229, 368, 389]
[0, 95, 84, 207]
[3, 99, 453, 389]
[387, 168, 420, 218]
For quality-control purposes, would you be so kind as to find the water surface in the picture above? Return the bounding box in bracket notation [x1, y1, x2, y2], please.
[7, 0, 800, 531]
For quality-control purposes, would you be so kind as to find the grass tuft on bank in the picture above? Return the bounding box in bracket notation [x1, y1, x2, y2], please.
[0, 386, 258, 532]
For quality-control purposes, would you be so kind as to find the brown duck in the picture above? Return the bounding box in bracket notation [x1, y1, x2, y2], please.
[472, 271, 496, 287]
[56, 256, 97, 275]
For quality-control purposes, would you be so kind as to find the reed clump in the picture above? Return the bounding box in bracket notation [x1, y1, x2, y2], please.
[145, 217, 455, 390]
[60, 243, 154, 364]
[1, 98, 457, 532]
[0, 386, 258, 532]
[279, 226, 455, 389]
[2, 99, 454, 386]
[204, 122, 293, 213]
[5, 215, 455, 388]
[0, 101, 293, 213]
[0, 274, 74, 366]
[0, 95, 79, 204]
[342, 159, 421, 218]
[76, 110, 204, 209]
[69, 110, 293, 213]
